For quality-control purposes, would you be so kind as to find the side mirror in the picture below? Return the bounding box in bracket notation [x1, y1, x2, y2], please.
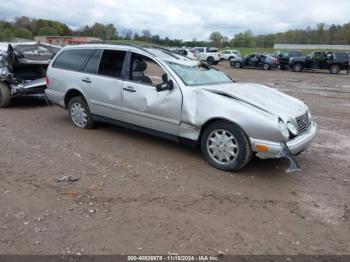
[162, 73, 168, 83]
[156, 74, 174, 92]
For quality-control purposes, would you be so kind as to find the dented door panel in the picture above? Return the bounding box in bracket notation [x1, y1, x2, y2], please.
[120, 80, 182, 135]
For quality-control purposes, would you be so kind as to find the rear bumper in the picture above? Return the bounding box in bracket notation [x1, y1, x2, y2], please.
[10, 78, 46, 95]
[250, 121, 317, 159]
[45, 88, 66, 108]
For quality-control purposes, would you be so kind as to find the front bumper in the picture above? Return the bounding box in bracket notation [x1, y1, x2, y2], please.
[250, 121, 317, 159]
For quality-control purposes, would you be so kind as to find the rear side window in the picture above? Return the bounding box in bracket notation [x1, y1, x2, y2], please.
[98, 50, 126, 78]
[53, 49, 92, 71]
[335, 53, 349, 60]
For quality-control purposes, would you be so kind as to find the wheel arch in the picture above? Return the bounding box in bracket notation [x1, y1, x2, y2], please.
[198, 117, 250, 145]
[64, 89, 85, 109]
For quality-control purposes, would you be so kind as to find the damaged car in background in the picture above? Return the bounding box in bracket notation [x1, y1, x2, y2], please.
[0, 42, 60, 107]
[45, 44, 317, 173]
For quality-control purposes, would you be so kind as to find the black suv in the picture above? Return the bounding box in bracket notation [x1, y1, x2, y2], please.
[275, 50, 303, 70]
[289, 51, 350, 74]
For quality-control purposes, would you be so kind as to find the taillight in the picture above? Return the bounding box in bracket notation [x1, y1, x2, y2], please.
[45, 76, 49, 85]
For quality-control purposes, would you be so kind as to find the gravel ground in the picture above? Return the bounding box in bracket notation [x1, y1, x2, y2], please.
[0, 63, 349, 255]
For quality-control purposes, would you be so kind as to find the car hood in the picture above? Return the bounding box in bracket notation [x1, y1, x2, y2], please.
[201, 82, 308, 120]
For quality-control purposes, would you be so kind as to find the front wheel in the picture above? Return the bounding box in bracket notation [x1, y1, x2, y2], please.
[292, 63, 303, 72]
[0, 82, 11, 108]
[200, 121, 252, 171]
[67, 96, 96, 129]
[330, 64, 340, 74]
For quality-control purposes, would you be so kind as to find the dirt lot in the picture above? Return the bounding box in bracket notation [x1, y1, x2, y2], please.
[0, 64, 349, 255]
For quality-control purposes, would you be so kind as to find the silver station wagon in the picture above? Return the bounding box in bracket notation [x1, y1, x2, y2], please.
[46, 44, 317, 172]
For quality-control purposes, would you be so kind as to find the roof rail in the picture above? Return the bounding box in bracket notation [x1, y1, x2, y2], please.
[141, 44, 180, 59]
[102, 41, 156, 57]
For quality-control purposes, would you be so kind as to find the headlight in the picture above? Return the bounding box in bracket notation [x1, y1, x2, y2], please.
[279, 120, 290, 140]
[287, 122, 298, 136]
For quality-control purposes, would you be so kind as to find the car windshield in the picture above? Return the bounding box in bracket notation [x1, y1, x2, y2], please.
[167, 62, 232, 86]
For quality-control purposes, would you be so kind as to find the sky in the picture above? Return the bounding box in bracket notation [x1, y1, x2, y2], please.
[1, 0, 350, 40]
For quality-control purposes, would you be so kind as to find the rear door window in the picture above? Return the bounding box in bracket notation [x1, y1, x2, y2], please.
[53, 49, 92, 71]
[97, 50, 126, 78]
[260, 55, 267, 62]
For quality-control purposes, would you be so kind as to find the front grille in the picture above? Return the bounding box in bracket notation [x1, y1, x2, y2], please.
[296, 112, 311, 135]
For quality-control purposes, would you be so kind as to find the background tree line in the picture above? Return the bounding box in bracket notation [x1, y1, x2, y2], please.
[1, 16, 350, 48]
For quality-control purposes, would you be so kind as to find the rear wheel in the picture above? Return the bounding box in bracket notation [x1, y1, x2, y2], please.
[207, 57, 215, 65]
[67, 96, 95, 129]
[231, 61, 242, 68]
[263, 63, 270, 70]
[200, 121, 252, 172]
[330, 64, 340, 74]
[292, 63, 303, 72]
[0, 82, 11, 108]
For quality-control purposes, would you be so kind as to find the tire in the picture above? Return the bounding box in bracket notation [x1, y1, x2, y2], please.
[200, 121, 252, 172]
[263, 63, 270, 70]
[292, 63, 303, 72]
[67, 96, 96, 129]
[0, 82, 11, 108]
[330, 64, 340, 74]
[207, 57, 215, 65]
[228, 56, 234, 62]
[232, 61, 242, 68]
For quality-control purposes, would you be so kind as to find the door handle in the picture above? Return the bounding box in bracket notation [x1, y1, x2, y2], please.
[123, 86, 136, 92]
[82, 78, 92, 83]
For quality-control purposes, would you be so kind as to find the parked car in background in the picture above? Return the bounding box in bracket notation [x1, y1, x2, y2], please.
[230, 53, 279, 70]
[46, 44, 316, 172]
[173, 48, 196, 59]
[193, 47, 221, 65]
[0, 42, 60, 107]
[289, 51, 350, 74]
[221, 50, 241, 61]
[275, 50, 303, 70]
